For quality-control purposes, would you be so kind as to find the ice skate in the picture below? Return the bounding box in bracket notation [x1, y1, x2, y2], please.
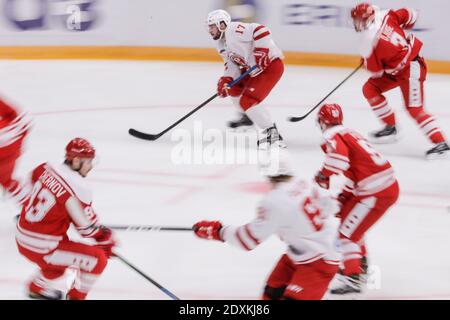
[330, 274, 363, 295]
[368, 125, 399, 144]
[28, 282, 63, 300]
[257, 124, 286, 150]
[227, 113, 253, 129]
[425, 142, 450, 160]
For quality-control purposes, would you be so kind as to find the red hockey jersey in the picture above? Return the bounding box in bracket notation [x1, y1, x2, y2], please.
[16, 162, 100, 254]
[319, 125, 396, 197]
[0, 99, 30, 155]
[359, 8, 422, 76]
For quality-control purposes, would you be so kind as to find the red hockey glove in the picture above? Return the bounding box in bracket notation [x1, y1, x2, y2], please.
[337, 193, 348, 207]
[217, 76, 233, 98]
[193, 221, 223, 241]
[315, 172, 330, 189]
[253, 47, 270, 75]
[337, 190, 353, 206]
[228, 52, 249, 68]
[94, 226, 116, 258]
[334, 190, 354, 218]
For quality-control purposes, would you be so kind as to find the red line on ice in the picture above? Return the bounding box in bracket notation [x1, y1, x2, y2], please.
[30, 104, 450, 118]
[96, 165, 238, 180]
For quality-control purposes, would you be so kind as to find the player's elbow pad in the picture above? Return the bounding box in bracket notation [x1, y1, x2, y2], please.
[77, 224, 100, 238]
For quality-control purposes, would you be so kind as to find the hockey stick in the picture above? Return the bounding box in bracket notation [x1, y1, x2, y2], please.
[128, 65, 259, 141]
[108, 225, 193, 232]
[114, 252, 180, 300]
[288, 62, 363, 122]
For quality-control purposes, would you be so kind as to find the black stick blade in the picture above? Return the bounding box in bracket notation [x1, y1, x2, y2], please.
[128, 128, 161, 141]
[288, 115, 306, 122]
[287, 63, 363, 124]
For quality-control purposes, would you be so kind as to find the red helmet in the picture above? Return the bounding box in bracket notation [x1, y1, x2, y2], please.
[317, 104, 343, 127]
[65, 138, 96, 160]
[351, 3, 375, 32]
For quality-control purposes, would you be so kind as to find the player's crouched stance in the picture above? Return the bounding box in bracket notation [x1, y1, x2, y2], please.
[193, 151, 340, 300]
[15, 138, 116, 300]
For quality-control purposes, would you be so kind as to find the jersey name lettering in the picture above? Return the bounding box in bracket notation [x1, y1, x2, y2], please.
[38, 170, 67, 198]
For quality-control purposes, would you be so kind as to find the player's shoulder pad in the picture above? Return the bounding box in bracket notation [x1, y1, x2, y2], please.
[224, 21, 239, 35]
[32, 162, 48, 179]
[372, 8, 390, 36]
[251, 23, 271, 40]
[50, 162, 93, 204]
[323, 126, 349, 152]
[323, 125, 346, 141]
[263, 178, 298, 209]
[259, 187, 286, 212]
[225, 21, 253, 41]
[35, 162, 47, 171]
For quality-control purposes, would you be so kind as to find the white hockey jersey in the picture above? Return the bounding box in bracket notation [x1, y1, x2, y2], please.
[220, 178, 341, 264]
[217, 21, 284, 78]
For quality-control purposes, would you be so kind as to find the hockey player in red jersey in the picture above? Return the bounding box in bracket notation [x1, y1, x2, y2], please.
[314, 103, 399, 294]
[0, 98, 31, 205]
[352, 3, 449, 158]
[194, 151, 340, 300]
[206, 9, 285, 148]
[16, 138, 116, 300]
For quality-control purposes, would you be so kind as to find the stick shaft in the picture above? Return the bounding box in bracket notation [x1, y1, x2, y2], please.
[114, 252, 180, 300]
[289, 63, 363, 122]
[108, 225, 193, 232]
[129, 65, 258, 140]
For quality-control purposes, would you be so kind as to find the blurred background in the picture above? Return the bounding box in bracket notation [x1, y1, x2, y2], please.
[0, 0, 448, 71]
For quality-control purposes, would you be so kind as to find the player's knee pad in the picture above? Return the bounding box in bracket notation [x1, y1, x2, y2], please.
[89, 250, 108, 274]
[263, 285, 286, 300]
[362, 81, 382, 102]
[239, 94, 259, 111]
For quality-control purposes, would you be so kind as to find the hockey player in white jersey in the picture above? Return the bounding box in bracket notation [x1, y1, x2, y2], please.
[206, 10, 285, 148]
[193, 151, 340, 300]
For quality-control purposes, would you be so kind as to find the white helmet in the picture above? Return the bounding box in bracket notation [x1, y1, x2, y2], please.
[206, 9, 231, 33]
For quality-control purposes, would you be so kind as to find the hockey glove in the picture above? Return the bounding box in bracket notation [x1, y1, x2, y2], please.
[193, 220, 223, 241]
[94, 226, 116, 258]
[337, 190, 353, 207]
[217, 76, 233, 98]
[315, 171, 330, 189]
[228, 52, 249, 69]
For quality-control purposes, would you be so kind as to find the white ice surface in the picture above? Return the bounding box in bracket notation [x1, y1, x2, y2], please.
[0, 60, 449, 299]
